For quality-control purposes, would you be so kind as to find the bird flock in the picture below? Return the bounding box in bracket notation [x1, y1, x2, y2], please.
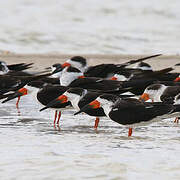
[1, 54, 180, 137]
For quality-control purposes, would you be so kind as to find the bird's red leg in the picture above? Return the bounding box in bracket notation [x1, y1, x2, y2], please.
[174, 117, 179, 123]
[16, 96, 21, 109]
[128, 128, 133, 137]
[57, 111, 61, 125]
[16, 96, 21, 115]
[54, 110, 57, 125]
[94, 117, 100, 129]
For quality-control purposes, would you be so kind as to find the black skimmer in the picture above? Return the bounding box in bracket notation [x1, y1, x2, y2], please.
[39, 85, 136, 128]
[132, 61, 153, 71]
[0, 60, 52, 78]
[110, 67, 179, 84]
[140, 84, 180, 103]
[53, 60, 173, 96]
[58, 66, 136, 94]
[84, 54, 161, 78]
[110, 67, 175, 94]
[0, 61, 33, 72]
[2, 81, 71, 125]
[40, 87, 106, 129]
[61, 56, 87, 72]
[140, 84, 180, 123]
[75, 94, 175, 136]
[110, 70, 133, 81]
[46, 63, 63, 79]
[59, 66, 173, 96]
[110, 62, 154, 81]
[61, 54, 161, 78]
[0, 72, 52, 95]
[0, 61, 35, 76]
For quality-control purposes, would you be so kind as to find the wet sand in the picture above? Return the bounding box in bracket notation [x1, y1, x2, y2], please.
[0, 53, 180, 71]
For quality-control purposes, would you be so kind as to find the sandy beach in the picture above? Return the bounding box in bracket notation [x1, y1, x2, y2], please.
[0, 53, 180, 72]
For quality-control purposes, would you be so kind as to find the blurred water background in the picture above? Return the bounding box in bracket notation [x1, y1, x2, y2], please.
[0, 0, 180, 54]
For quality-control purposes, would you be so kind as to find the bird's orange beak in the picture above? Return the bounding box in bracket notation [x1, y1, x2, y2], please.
[89, 100, 100, 109]
[78, 75, 85, 79]
[139, 93, 150, 101]
[57, 95, 68, 103]
[18, 88, 28, 96]
[110, 76, 117, 80]
[174, 77, 180, 82]
[62, 62, 71, 68]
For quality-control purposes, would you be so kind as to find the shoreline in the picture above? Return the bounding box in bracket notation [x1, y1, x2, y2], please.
[0, 53, 180, 71]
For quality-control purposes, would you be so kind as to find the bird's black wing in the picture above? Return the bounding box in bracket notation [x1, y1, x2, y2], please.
[84, 64, 117, 78]
[160, 86, 180, 103]
[68, 77, 124, 91]
[109, 98, 173, 125]
[37, 85, 68, 105]
[7, 63, 33, 71]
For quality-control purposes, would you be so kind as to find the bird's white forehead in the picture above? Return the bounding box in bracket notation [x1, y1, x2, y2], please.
[66, 59, 71, 63]
[66, 59, 83, 68]
[144, 89, 158, 95]
[96, 97, 111, 105]
[64, 91, 80, 98]
[144, 84, 166, 94]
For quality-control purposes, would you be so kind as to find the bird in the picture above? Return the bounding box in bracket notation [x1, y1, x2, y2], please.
[39, 86, 135, 128]
[0, 60, 55, 95]
[2, 81, 71, 125]
[60, 54, 161, 78]
[61, 56, 88, 73]
[0, 61, 33, 75]
[140, 83, 180, 123]
[40, 88, 106, 129]
[58, 66, 173, 95]
[0, 60, 46, 76]
[140, 84, 180, 104]
[2, 55, 180, 136]
[59, 55, 180, 82]
[74, 94, 175, 136]
[132, 61, 153, 71]
[0, 72, 52, 96]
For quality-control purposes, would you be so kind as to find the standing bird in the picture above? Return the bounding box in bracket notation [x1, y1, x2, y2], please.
[40, 88, 106, 129]
[75, 94, 174, 137]
[2, 81, 71, 125]
[40, 88, 135, 129]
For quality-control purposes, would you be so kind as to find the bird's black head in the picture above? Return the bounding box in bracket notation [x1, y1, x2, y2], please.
[52, 65, 63, 74]
[66, 66, 82, 73]
[71, 56, 87, 67]
[66, 87, 86, 96]
[99, 94, 119, 103]
[146, 84, 163, 91]
[27, 81, 47, 89]
[52, 63, 62, 68]
[0, 61, 8, 73]
[136, 62, 153, 71]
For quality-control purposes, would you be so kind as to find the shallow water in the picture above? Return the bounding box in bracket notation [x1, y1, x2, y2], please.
[1, 96, 180, 179]
[0, 0, 180, 54]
